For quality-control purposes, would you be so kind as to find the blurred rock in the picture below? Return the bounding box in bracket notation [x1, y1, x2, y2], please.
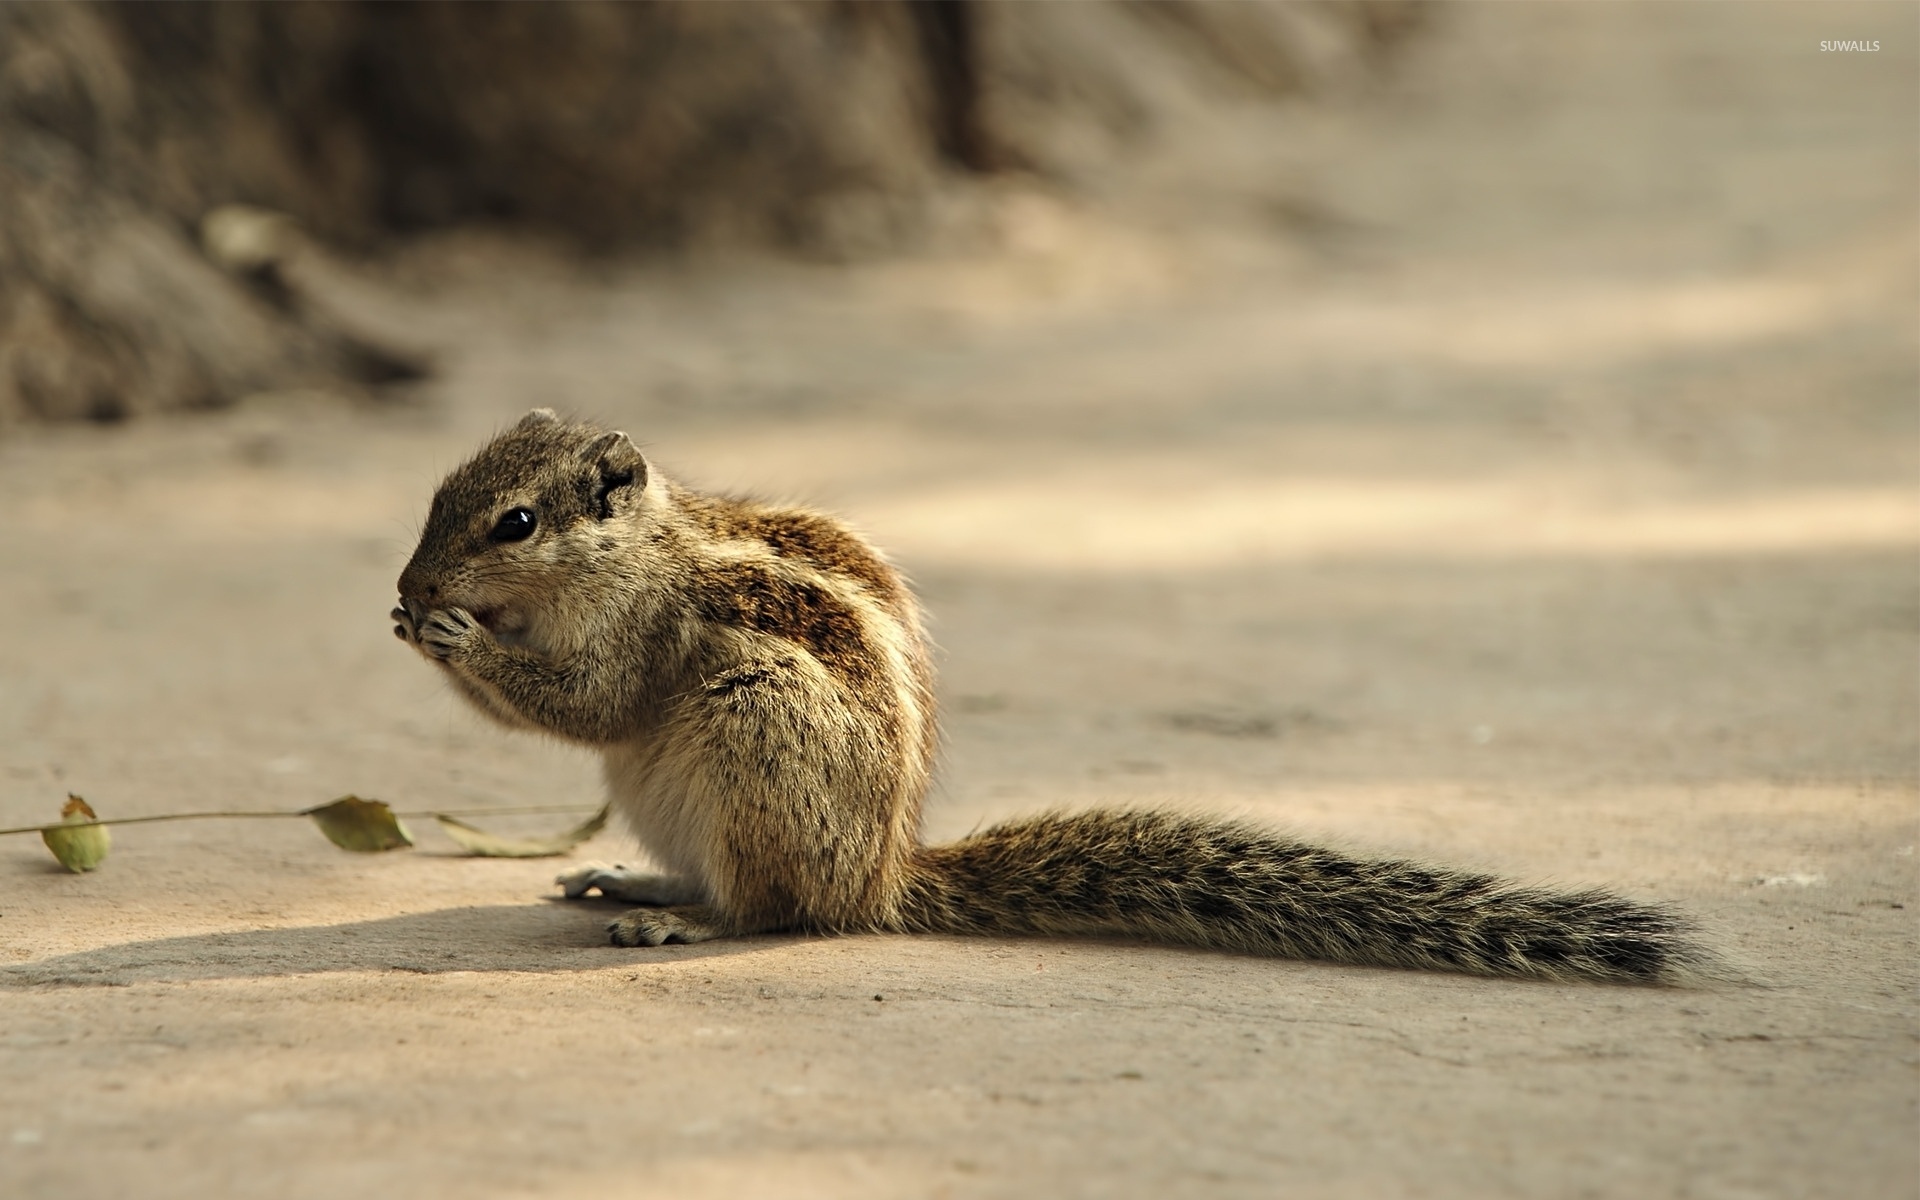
[0, 0, 1424, 425]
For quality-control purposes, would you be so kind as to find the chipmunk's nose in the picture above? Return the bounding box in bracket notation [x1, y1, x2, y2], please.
[396, 561, 441, 605]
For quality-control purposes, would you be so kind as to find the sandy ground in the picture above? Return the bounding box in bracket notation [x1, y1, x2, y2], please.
[3, 4, 1916, 1198]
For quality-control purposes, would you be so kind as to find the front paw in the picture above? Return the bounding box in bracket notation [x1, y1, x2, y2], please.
[391, 603, 419, 646]
[418, 606, 483, 662]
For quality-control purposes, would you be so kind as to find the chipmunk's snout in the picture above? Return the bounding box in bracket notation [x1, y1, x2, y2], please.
[396, 560, 442, 607]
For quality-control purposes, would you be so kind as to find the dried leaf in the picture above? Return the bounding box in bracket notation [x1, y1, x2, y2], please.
[435, 804, 608, 858]
[42, 795, 110, 873]
[305, 796, 414, 853]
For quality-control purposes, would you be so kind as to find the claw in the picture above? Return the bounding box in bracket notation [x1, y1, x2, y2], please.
[391, 605, 420, 645]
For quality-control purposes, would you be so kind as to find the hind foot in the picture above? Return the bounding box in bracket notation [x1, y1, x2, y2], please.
[556, 862, 702, 906]
[608, 905, 729, 947]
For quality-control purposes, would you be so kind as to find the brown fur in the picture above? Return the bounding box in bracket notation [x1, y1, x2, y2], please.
[675, 485, 908, 613]
[395, 411, 1706, 982]
[690, 563, 879, 694]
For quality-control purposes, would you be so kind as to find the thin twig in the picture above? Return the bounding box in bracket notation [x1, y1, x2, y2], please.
[0, 803, 600, 838]
[0, 811, 294, 837]
[399, 805, 601, 820]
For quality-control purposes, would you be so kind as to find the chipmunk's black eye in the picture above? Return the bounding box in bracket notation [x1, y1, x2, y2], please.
[490, 507, 537, 542]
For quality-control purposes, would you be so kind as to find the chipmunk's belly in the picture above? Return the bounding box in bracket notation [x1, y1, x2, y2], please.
[598, 743, 714, 892]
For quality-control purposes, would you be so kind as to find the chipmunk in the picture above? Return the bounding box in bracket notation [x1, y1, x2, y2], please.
[393, 410, 1703, 982]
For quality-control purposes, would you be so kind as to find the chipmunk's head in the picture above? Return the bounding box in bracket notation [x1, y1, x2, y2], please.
[397, 409, 650, 647]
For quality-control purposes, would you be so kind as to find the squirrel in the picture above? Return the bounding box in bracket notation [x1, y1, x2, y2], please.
[393, 409, 1704, 983]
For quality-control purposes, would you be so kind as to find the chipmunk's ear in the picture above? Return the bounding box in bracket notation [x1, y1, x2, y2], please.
[515, 407, 560, 430]
[581, 430, 648, 519]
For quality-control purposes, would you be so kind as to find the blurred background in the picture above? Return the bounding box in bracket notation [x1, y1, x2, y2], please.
[0, 0, 1425, 422]
[1, 4, 1915, 1198]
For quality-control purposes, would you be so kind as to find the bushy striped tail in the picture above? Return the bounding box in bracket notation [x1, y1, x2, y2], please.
[895, 809, 1703, 983]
